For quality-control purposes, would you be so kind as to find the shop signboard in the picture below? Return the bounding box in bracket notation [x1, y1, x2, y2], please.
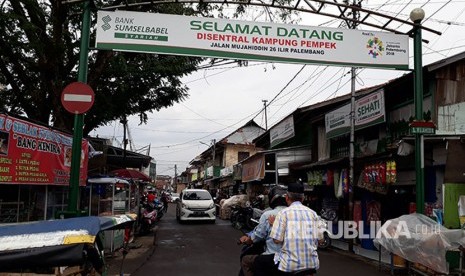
[220, 166, 233, 177]
[206, 166, 214, 178]
[270, 116, 295, 148]
[325, 89, 385, 138]
[0, 114, 88, 185]
[325, 104, 351, 139]
[410, 121, 436, 135]
[96, 11, 409, 69]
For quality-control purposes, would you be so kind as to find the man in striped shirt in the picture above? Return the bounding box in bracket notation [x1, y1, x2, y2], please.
[255, 182, 321, 276]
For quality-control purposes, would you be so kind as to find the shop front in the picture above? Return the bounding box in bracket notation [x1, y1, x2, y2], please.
[0, 113, 89, 222]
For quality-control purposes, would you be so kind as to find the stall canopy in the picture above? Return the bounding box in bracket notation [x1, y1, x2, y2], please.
[110, 169, 151, 182]
[0, 214, 136, 270]
[88, 176, 131, 185]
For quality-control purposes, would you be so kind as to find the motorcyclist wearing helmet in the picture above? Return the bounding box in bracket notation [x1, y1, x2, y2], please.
[238, 186, 288, 276]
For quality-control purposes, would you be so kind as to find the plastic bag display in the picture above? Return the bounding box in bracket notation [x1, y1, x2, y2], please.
[221, 194, 248, 208]
[374, 213, 465, 274]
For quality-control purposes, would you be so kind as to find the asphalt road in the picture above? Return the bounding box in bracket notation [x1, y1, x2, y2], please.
[133, 203, 391, 276]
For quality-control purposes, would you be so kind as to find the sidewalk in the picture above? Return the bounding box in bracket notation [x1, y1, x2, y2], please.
[105, 227, 158, 276]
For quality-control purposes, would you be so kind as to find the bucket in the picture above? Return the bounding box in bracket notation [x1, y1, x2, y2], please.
[392, 254, 407, 268]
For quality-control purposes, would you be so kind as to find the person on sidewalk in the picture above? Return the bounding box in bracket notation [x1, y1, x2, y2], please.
[254, 181, 322, 276]
[238, 186, 288, 276]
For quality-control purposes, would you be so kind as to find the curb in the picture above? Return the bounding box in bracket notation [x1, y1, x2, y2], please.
[105, 226, 158, 276]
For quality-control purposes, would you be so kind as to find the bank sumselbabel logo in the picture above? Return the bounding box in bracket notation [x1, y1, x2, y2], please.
[366, 37, 384, 58]
[101, 15, 112, 31]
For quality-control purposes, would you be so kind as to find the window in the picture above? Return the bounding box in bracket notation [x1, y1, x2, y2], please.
[183, 191, 212, 200]
[238, 152, 250, 162]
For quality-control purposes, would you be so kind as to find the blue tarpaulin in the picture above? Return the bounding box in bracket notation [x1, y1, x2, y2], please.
[0, 214, 136, 270]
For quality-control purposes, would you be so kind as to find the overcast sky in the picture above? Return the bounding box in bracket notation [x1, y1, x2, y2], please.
[92, 1, 465, 177]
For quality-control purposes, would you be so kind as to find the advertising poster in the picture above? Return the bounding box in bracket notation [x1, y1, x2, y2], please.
[0, 114, 88, 186]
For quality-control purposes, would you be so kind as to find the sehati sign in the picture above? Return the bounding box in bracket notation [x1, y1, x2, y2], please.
[96, 11, 409, 70]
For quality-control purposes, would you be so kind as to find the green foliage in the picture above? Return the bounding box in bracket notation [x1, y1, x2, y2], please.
[0, 0, 204, 135]
[0, 0, 299, 136]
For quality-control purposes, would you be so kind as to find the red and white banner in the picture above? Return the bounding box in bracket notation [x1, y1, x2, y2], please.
[0, 114, 88, 186]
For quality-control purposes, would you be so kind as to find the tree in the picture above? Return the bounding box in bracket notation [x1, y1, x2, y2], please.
[0, 0, 205, 136]
[0, 0, 297, 136]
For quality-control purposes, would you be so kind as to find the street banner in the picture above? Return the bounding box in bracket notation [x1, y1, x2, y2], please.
[325, 89, 385, 138]
[96, 11, 409, 69]
[0, 114, 88, 185]
[242, 154, 265, 182]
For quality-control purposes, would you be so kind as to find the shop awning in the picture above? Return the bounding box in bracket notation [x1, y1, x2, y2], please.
[291, 157, 348, 170]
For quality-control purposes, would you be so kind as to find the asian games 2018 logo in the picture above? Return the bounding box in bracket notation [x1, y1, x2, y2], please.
[367, 37, 384, 58]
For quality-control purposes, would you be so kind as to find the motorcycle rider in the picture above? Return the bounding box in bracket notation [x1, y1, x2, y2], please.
[255, 181, 323, 276]
[160, 190, 169, 213]
[238, 185, 288, 276]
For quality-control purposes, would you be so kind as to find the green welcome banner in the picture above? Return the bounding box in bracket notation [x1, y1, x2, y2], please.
[96, 11, 409, 69]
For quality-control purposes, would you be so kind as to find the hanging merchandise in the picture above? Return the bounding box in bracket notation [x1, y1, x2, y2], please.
[363, 166, 370, 184]
[366, 200, 381, 222]
[386, 161, 391, 184]
[354, 201, 362, 229]
[389, 160, 397, 184]
[336, 170, 344, 199]
[333, 170, 341, 198]
[357, 160, 396, 194]
[307, 171, 314, 185]
[307, 170, 324, 186]
[326, 169, 334, 186]
[341, 169, 349, 194]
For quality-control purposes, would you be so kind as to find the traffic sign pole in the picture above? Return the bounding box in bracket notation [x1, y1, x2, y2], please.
[67, 0, 91, 216]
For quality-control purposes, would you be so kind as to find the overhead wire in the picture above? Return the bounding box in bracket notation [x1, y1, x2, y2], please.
[125, 0, 461, 162]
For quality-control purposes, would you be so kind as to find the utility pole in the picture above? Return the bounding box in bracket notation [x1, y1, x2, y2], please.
[121, 116, 128, 165]
[174, 164, 177, 192]
[262, 100, 268, 130]
[211, 139, 216, 166]
[348, 0, 359, 253]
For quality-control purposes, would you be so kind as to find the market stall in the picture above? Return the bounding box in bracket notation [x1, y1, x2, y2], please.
[0, 113, 89, 222]
[87, 177, 131, 216]
[87, 177, 134, 253]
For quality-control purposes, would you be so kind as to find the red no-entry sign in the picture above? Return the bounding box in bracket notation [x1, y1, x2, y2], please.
[61, 82, 95, 114]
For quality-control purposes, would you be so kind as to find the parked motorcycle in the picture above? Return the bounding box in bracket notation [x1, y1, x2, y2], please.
[154, 198, 165, 221]
[317, 208, 337, 249]
[317, 216, 331, 249]
[139, 202, 158, 235]
[230, 200, 263, 230]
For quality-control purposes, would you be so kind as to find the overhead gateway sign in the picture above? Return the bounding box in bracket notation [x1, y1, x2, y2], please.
[96, 11, 409, 69]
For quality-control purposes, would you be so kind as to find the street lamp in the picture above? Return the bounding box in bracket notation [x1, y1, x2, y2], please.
[410, 8, 425, 214]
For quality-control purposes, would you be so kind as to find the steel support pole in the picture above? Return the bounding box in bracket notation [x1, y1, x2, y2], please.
[68, 0, 91, 214]
[413, 21, 425, 214]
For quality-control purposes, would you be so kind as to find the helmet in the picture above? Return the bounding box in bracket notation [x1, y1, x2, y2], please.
[268, 186, 287, 209]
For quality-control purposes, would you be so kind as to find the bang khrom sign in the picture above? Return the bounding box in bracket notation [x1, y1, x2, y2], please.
[96, 11, 409, 69]
[0, 114, 88, 186]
